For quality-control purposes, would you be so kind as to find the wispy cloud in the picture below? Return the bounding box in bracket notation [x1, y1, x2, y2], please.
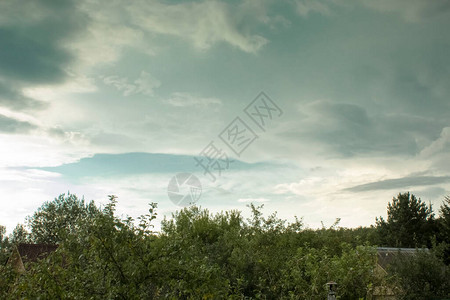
[127, 0, 269, 53]
[0, 114, 36, 133]
[420, 127, 450, 157]
[238, 197, 270, 203]
[294, 0, 333, 17]
[165, 92, 222, 107]
[101, 71, 161, 97]
[345, 176, 450, 192]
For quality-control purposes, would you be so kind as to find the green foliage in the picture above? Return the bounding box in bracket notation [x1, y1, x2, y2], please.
[1, 192, 449, 298]
[387, 250, 450, 299]
[0, 225, 10, 265]
[26, 192, 101, 244]
[9, 224, 29, 245]
[437, 197, 450, 264]
[152, 204, 378, 299]
[284, 243, 378, 299]
[376, 192, 436, 248]
[1, 195, 161, 299]
[440, 196, 450, 236]
[0, 197, 380, 299]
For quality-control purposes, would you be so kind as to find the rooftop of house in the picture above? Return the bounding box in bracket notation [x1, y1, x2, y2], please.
[16, 243, 58, 263]
[376, 247, 428, 270]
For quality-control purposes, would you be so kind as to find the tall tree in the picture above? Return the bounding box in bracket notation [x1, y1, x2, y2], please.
[9, 224, 29, 245]
[27, 193, 100, 244]
[438, 196, 450, 264]
[0, 225, 6, 245]
[0, 225, 10, 264]
[440, 196, 450, 242]
[376, 192, 435, 248]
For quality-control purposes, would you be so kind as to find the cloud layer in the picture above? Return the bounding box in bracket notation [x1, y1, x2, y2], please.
[1, 0, 450, 232]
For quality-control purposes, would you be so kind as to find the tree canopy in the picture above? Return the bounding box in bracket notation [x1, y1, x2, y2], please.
[376, 192, 436, 248]
[26, 193, 101, 244]
[0, 192, 449, 299]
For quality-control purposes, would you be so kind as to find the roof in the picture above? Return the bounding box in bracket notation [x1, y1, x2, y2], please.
[376, 247, 428, 270]
[16, 243, 58, 263]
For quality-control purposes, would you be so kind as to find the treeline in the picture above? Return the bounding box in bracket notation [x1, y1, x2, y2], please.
[0, 192, 449, 299]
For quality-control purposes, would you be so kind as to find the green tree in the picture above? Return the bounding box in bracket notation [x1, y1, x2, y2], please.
[283, 243, 378, 299]
[0, 194, 395, 299]
[27, 193, 100, 244]
[437, 196, 450, 264]
[9, 224, 29, 245]
[376, 192, 435, 248]
[1, 196, 160, 299]
[0, 225, 10, 265]
[439, 196, 450, 242]
[388, 249, 450, 299]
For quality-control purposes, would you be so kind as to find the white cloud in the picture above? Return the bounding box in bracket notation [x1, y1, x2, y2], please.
[128, 0, 268, 53]
[294, 0, 332, 17]
[102, 71, 161, 96]
[165, 92, 222, 107]
[22, 73, 97, 104]
[420, 127, 450, 157]
[0, 107, 40, 127]
[0, 134, 91, 168]
[238, 197, 270, 203]
[67, 0, 272, 62]
[68, 1, 151, 67]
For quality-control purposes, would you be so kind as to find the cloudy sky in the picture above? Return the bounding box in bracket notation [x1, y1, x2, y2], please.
[1, 0, 450, 231]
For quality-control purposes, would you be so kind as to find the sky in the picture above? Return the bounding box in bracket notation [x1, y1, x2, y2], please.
[1, 0, 450, 232]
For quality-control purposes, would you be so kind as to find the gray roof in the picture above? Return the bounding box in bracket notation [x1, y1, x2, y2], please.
[376, 247, 428, 270]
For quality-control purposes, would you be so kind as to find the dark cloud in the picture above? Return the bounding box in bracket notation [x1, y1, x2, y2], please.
[35, 153, 270, 181]
[345, 176, 450, 192]
[0, 0, 85, 84]
[0, 114, 36, 133]
[285, 101, 434, 157]
[0, 0, 87, 112]
[0, 27, 70, 84]
[0, 80, 47, 110]
[314, 102, 370, 127]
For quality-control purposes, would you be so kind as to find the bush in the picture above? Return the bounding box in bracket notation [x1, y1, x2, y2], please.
[388, 250, 450, 299]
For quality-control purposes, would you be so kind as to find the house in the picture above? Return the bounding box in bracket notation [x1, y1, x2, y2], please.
[6, 243, 58, 273]
[376, 247, 428, 272]
[369, 247, 429, 300]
